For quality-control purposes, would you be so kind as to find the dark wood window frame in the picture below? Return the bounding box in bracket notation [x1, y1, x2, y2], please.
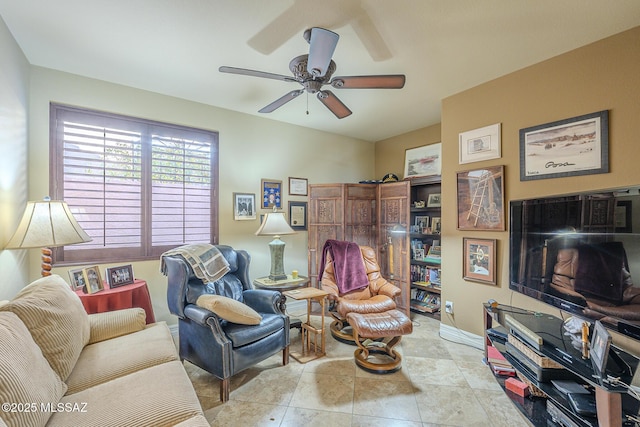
[50, 103, 219, 265]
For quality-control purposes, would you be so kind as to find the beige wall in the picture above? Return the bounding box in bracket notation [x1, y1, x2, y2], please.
[439, 26, 640, 336]
[0, 16, 30, 298]
[375, 124, 441, 178]
[18, 67, 374, 323]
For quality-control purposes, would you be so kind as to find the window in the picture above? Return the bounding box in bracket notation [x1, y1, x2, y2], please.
[50, 104, 219, 264]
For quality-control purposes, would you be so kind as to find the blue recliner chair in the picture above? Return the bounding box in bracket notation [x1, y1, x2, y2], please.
[164, 245, 290, 402]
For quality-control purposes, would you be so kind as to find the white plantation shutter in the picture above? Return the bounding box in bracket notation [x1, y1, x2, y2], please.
[50, 104, 218, 264]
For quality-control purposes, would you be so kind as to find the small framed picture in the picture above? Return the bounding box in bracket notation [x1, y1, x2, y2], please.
[415, 215, 429, 229]
[233, 192, 256, 220]
[413, 248, 425, 260]
[288, 177, 308, 196]
[288, 201, 307, 231]
[590, 320, 612, 379]
[463, 238, 497, 285]
[82, 266, 104, 294]
[106, 264, 135, 288]
[431, 217, 442, 234]
[261, 179, 282, 209]
[404, 143, 442, 179]
[68, 268, 86, 291]
[459, 123, 501, 164]
[427, 193, 441, 207]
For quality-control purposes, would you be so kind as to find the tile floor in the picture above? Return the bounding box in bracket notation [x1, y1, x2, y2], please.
[183, 314, 532, 426]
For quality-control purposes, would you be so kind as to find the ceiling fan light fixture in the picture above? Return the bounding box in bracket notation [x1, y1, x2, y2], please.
[306, 27, 339, 78]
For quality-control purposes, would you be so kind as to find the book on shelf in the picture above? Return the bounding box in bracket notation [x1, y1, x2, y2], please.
[491, 364, 516, 376]
[487, 345, 512, 369]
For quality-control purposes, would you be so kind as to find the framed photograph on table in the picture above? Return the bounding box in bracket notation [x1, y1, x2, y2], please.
[463, 238, 496, 285]
[459, 123, 501, 164]
[288, 177, 308, 196]
[82, 266, 104, 294]
[414, 215, 429, 231]
[261, 179, 282, 209]
[288, 201, 307, 231]
[106, 265, 135, 288]
[403, 143, 441, 179]
[519, 110, 609, 181]
[456, 165, 505, 231]
[233, 192, 256, 220]
[68, 268, 86, 291]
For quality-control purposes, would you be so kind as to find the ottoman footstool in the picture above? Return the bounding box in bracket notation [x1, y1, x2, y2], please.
[346, 309, 413, 373]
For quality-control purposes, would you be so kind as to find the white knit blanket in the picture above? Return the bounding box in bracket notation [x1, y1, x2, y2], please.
[161, 244, 230, 284]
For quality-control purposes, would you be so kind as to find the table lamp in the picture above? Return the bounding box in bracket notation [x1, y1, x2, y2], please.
[6, 197, 92, 276]
[255, 208, 296, 281]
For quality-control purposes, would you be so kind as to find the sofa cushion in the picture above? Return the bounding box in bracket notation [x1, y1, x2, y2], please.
[65, 322, 179, 394]
[0, 312, 67, 427]
[196, 294, 262, 325]
[47, 361, 204, 427]
[0, 275, 90, 381]
[87, 308, 147, 344]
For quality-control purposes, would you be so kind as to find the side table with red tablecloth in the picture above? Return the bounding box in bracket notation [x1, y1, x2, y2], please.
[75, 279, 156, 324]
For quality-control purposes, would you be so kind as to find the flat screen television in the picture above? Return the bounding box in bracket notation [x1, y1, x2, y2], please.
[509, 185, 640, 340]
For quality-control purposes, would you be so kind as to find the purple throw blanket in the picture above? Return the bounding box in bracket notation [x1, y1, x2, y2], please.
[318, 240, 369, 294]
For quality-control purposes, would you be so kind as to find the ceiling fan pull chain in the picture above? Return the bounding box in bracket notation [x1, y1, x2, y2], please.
[306, 91, 309, 115]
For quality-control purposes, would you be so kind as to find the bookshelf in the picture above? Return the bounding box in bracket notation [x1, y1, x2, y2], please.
[409, 176, 442, 319]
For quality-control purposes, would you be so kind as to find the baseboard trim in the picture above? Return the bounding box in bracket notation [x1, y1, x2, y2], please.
[439, 322, 484, 350]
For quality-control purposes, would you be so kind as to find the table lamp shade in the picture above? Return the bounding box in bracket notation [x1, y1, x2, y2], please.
[255, 211, 295, 281]
[6, 199, 92, 276]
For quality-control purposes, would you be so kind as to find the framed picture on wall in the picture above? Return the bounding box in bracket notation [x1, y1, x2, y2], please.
[519, 110, 609, 181]
[288, 177, 308, 196]
[288, 201, 307, 230]
[459, 123, 501, 164]
[456, 165, 505, 231]
[463, 238, 496, 285]
[233, 192, 256, 220]
[403, 143, 442, 179]
[261, 179, 282, 209]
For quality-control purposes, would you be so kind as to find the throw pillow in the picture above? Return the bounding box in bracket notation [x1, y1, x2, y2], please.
[0, 312, 67, 427]
[196, 295, 262, 325]
[0, 275, 90, 381]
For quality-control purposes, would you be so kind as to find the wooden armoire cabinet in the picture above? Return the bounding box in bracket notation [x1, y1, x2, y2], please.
[307, 182, 411, 313]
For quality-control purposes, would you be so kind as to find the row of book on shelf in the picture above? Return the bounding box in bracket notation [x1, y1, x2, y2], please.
[410, 288, 440, 313]
[410, 264, 441, 285]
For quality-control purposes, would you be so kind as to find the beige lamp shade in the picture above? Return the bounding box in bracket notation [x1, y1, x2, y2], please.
[255, 212, 296, 237]
[6, 199, 92, 249]
[255, 211, 295, 281]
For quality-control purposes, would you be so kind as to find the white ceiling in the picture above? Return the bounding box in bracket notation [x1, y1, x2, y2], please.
[1, 1, 639, 142]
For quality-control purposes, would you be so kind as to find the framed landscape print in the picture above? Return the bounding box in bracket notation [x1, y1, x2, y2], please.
[519, 110, 609, 181]
[456, 165, 505, 231]
[403, 143, 442, 179]
[463, 238, 496, 285]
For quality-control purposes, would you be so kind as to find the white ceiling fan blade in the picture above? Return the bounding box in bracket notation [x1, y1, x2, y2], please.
[306, 28, 339, 77]
[219, 66, 297, 82]
[259, 90, 304, 113]
[330, 75, 406, 89]
[317, 90, 352, 119]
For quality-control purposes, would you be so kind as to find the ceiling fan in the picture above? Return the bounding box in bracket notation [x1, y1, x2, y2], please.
[219, 27, 405, 119]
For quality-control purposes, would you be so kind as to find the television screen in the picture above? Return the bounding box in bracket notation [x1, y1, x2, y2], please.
[509, 185, 640, 340]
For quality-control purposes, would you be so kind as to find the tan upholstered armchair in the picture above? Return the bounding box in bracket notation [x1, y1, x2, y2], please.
[320, 241, 401, 343]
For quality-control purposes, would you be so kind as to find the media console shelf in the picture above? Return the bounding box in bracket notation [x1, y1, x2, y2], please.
[483, 303, 640, 427]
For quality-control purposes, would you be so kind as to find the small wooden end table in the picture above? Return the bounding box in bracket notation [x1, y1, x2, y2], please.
[253, 275, 310, 291]
[283, 287, 329, 363]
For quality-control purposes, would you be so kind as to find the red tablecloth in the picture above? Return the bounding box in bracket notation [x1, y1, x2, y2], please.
[75, 279, 155, 324]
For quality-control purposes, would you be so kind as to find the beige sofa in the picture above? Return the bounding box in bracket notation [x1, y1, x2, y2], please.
[0, 275, 208, 427]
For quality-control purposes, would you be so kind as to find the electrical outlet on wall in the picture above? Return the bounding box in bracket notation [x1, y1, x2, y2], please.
[445, 300, 453, 314]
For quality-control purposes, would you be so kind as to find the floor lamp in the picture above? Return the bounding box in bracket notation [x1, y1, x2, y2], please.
[255, 209, 296, 281]
[5, 197, 92, 276]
